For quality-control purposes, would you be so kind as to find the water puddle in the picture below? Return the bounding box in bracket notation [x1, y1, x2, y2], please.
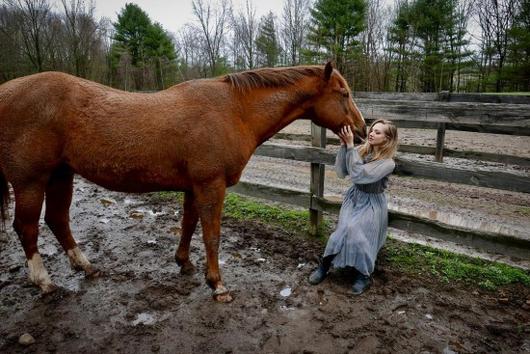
[132, 312, 156, 326]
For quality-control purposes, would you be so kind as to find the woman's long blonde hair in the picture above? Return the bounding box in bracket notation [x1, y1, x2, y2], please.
[358, 119, 398, 161]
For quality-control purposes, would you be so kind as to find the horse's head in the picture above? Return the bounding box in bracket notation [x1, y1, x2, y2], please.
[310, 62, 367, 141]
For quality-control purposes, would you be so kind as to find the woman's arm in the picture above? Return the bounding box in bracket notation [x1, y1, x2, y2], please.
[335, 145, 350, 179]
[345, 148, 396, 184]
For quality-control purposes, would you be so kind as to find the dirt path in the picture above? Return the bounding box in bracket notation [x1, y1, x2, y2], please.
[1, 179, 529, 353]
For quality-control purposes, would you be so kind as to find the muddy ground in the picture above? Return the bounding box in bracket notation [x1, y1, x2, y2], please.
[0, 178, 529, 354]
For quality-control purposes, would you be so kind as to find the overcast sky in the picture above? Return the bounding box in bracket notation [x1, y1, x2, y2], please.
[83, 0, 288, 35]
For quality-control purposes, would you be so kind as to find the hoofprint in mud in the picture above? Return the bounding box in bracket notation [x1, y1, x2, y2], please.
[0, 178, 529, 353]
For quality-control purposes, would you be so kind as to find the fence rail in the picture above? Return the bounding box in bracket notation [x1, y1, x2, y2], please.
[255, 143, 530, 193]
[228, 181, 530, 260]
[273, 132, 530, 167]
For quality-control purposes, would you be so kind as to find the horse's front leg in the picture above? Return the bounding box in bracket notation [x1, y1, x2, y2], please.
[193, 180, 232, 303]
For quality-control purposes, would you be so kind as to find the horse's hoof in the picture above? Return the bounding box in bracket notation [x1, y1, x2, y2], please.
[212, 285, 233, 303]
[213, 292, 233, 303]
[179, 262, 196, 275]
[41, 283, 58, 294]
[85, 268, 102, 279]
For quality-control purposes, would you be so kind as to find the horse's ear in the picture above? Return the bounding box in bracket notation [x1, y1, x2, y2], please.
[324, 61, 333, 82]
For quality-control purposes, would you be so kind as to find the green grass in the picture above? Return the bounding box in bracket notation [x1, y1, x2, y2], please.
[223, 193, 332, 237]
[383, 239, 530, 290]
[160, 191, 529, 291]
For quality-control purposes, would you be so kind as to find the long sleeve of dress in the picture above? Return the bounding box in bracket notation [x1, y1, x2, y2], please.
[334, 145, 350, 179]
[335, 146, 395, 184]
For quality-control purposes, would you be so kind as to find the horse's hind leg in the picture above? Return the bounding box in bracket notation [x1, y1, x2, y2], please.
[175, 191, 199, 275]
[12, 182, 56, 293]
[44, 167, 99, 277]
[194, 180, 232, 302]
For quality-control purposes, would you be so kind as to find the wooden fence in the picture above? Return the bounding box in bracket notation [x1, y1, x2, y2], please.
[229, 93, 530, 260]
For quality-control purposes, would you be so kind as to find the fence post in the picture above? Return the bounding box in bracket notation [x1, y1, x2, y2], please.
[309, 123, 326, 236]
[435, 123, 446, 162]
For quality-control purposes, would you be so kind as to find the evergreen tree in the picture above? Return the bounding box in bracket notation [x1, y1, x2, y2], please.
[256, 12, 280, 67]
[112, 3, 176, 90]
[387, 0, 413, 92]
[113, 3, 151, 66]
[306, 0, 367, 73]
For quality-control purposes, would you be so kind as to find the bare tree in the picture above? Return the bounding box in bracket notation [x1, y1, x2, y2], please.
[358, 0, 393, 91]
[5, 0, 54, 72]
[60, 0, 100, 78]
[192, 0, 230, 75]
[281, 0, 311, 66]
[475, 0, 519, 91]
[177, 23, 209, 79]
[231, 0, 258, 69]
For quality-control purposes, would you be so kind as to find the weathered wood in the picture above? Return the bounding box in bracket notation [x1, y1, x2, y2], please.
[435, 123, 446, 162]
[228, 181, 309, 208]
[353, 92, 439, 101]
[273, 133, 530, 167]
[255, 143, 335, 164]
[309, 123, 326, 236]
[353, 91, 530, 104]
[228, 182, 530, 259]
[394, 156, 530, 193]
[311, 196, 530, 259]
[354, 99, 530, 135]
[255, 143, 530, 193]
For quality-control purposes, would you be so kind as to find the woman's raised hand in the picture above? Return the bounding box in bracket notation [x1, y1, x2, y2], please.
[338, 125, 354, 148]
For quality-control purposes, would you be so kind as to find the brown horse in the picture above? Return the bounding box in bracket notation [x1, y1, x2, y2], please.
[0, 62, 366, 302]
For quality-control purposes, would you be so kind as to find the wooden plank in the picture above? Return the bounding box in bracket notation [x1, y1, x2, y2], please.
[228, 181, 309, 208]
[311, 196, 530, 259]
[354, 99, 530, 135]
[435, 123, 446, 162]
[255, 143, 335, 165]
[353, 91, 530, 104]
[309, 123, 326, 236]
[228, 183, 530, 259]
[273, 133, 530, 167]
[353, 92, 439, 101]
[394, 156, 530, 193]
[255, 143, 530, 193]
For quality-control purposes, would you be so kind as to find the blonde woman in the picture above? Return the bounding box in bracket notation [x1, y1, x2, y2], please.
[309, 119, 398, 295]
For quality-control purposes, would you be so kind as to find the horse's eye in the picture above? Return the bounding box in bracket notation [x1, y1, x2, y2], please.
[339, 88, 349, 98]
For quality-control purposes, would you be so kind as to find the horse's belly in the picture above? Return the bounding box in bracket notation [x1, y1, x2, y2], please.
[74, 166, 189, 193]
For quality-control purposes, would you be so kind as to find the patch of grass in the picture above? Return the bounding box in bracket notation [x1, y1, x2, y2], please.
[384, 239, 530, 291]
[223, 193, 332, 237]
[154, 191, 183, 203]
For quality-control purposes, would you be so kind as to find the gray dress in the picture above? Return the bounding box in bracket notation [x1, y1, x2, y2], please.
[323, 145, 395, 276]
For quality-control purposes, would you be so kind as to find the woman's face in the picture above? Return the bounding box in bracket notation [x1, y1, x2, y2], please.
[368, 123, 388, 147]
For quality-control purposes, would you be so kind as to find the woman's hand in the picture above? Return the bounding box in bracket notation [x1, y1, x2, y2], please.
[338, 125, 354, 148]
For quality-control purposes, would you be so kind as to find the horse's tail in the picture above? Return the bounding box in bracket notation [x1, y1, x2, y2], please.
[0, 169, 9, 231]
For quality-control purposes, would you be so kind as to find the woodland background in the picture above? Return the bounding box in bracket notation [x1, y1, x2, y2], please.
[0, 0, 529, 93]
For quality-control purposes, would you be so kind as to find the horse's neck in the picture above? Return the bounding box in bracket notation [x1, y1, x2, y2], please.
[242, 85, 317, 147]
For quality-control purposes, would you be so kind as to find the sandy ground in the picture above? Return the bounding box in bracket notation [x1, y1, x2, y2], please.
[0, 179, 529, 353]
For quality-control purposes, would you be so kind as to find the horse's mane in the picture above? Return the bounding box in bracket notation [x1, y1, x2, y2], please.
[221, 66, 324, 91]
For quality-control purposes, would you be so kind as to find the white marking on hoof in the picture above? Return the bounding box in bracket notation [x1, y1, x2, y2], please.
[27, 253, 55, 292]
[67, 247, 92, 272]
